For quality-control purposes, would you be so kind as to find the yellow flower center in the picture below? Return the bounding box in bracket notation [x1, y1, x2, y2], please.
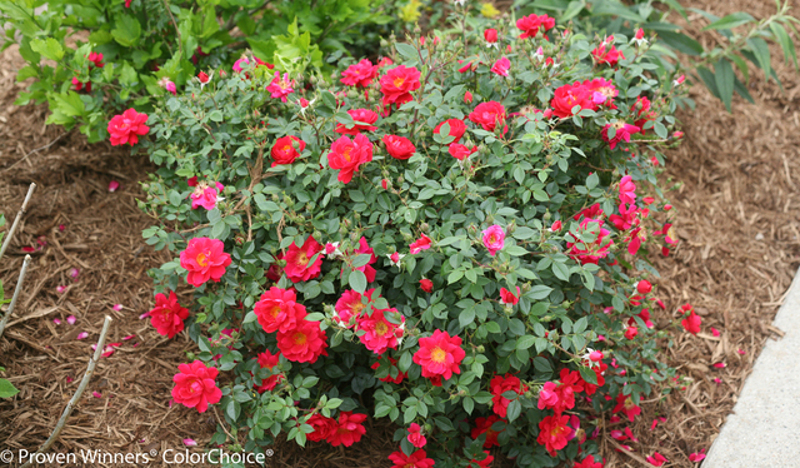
[283, 144, 291, 152]
[297, 252, 309, 265]
[196, 252, 209, 267]
[269, 305, 281, 319]
[375, 321, 389, 336]
[393, 77, 405, 88]
[431, 347, 447, 363]
[624, 397, 634, 409]
[342, 146, 353, 162]
[293, 332, 307, 345]
[488, 234, 496, 244]
[352, 303, 365, 314]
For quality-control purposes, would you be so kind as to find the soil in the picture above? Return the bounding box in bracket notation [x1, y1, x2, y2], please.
[1, 0, 799, 466]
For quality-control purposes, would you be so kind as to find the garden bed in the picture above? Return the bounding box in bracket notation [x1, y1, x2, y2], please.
[1, 1, 799, 467]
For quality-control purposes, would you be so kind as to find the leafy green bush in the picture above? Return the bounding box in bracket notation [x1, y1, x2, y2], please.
[0, 0, 393, 142]
[134, 5, 705, 466]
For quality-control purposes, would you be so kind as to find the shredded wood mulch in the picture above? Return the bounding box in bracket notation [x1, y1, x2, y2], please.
[1, 0, 799, 465]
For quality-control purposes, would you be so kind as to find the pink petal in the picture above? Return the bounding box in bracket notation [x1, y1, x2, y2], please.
[123, 334, 136, 341]
[69, 267, 80, 280]
[102, 348, 115, 358]
[59, 224, 66, 232]
[650, 419, 659, 430]
[21, 246, 36, 253]
[56, 285, 67, 294]
[67, 315, 76, 325]
[76, 332, 89, 340]
[689, 452, 706, 462]
[713, 362, 726, 369]
[737, 348, 746, 355]
[139, 312, 150, 320]
[133, 342, 141, 348]
[66, 376, 73, 383]
[53, 318, 62, 325]
[714, 377, 722, 385]
[113, 304, 123, 311]
[711, 327, 720, 337]
[92, 391, 102, 398]
[108, 180, 120, 192]
[183, 438, 197, 447]
[91, 344, 97, 351]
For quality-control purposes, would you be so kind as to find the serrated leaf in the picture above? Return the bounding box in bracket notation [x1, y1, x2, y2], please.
[714, 58, 734, 112]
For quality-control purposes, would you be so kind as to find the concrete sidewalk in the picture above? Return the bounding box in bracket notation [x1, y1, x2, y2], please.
[702, 267, 800, 468]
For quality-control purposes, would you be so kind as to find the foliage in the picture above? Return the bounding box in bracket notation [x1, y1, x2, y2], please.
[137, 4, 696, 466]
[0, 0, 394, 142]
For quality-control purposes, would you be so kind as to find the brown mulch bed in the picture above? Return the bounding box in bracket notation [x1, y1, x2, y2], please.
[1, 1, 799, 466]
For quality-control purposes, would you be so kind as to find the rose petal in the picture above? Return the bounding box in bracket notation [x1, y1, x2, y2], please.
[67, 315, 76, 325]
[59, 224, 66, 232]
[66, 376, 73, 383]
[53, 318, 62, 325]
[21, 246, 36, 253]
[76, 332, 89, 340]
[139, 312, 150, 320]
[713, 362, 726, 369]
[108, 181, 120, 192]
[183, 438, 197, 447]
[711, 327, 720, 337]
[92, 391, 102, 398]
[69, 268, 80, 280]
[57, 285, 67, 294]
[113, 304, 123, 311]
[737, 348, 746, 355]
[123, 335, 136, 341]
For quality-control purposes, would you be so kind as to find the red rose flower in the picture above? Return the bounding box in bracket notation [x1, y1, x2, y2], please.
[516, 13, 555, 39]
[637, 279, 652, 294]
[413, 329, 465, 382]
[382, 134, 416, 160]
[470, 451, 495, 468]
[490, 373, 529, 418]
[270, 136, 306, 167]
[253, 287, 307, 333]
[336, 108, 379, 135]
[326, 411, 367, 447]
[471, 415, 504, 448]
[171, 360, 223, 413]
[388, 449, 435, 468]
[551, 82, 594, 119]
[625, 325, 639, 340]
[448, 143, 478, 160]
[254, 350, 284, 393]
[328, 134, 374, 184]
[87, 52, 104, 68]
[307, 414, 337, 442]
[407, 423, 427, 448]
[484, 28, 498, 43]
[356, 307, 404, 355]
[419, 278, 434, 293]
[409, 233, 432, 254]
[613, 393, 642, 422]
[433, 118, 467, 143]
[148, 290, 189, 338]
[681, 303, 701, 335]
[499, 286, 520, 305]
[107, 109, 149, 146]
[379, 65, 421, 109]
[592, 39, 625, 67]
[469, 101, 506, 132]
[574, 456, 604, 468]
[283, 235, 324, 283]
[179, 237, 232, 287]
[537, 414, 571, 456]
[334, 289, 375, 327]
[340, 59, 379, 88]
[276, 317, 328, 363]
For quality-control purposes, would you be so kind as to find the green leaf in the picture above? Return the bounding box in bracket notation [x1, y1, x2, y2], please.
[579, 366, 598, 385]
[703, 12, 754, 31]
[112, 15, 142, 47]
[506, 399, 522, 422]
[30, 37, 63, 61]
[697, 66, 721, 99]
[516, 335, 535, 350]
[714, 58, 734, 112]
[348, 270, 367, 293]
[459, 308, 475, 328]
[0, 378, 19, 398]
[243, 311, 258, 324]
[770, 22, 797, 70]
[658, 31, 703, 56]
[395, 43, 418, 61]
[747, 37, 772, 81]
[733, 75, 755, 104]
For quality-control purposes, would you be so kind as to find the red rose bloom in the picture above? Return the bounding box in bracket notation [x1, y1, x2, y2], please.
[382, 134, 416, 160]
[276, 318, 328, 364]
[471, 451, 495, 468]
[87, 52, 104, 68]
[409, 233, 432, 254]
[484, 28, 498, 43]
[574, 456, 604, 468]
[334, 289, 374, 327]
[419, 278, 433, 292]
[637, 279, 652, 294]
[283, 235, 324, 283]
[407, 423, 427, 448]
[254, 350, 284, 393]
[537, 414, 571, 456]
[341, 59, 379, 88]
[108, 108, 150, 146]
[253, 287, 307, 333]
[148, 290, 189, 338]
[413, 329, 465, 382]
[469, 101, 506, 132]
[270, 135, 306, 167]
[171, 360, 223, 413]
[179, 237, 232, 287]
[516, 13, 555, 39]
[592, 41, 625, 67]
[326, 411, 367, 447]
[388, 449, 435, 468]
[328, 134, 374, 184]
[336, 108, 379, 135]
[613, 393, 642, 422]
[448, 143, 478, 160]
[433, 118, 467, 143]
[356, 307, 404, 355]
[307, 414, 337, 442]
[551, 82, 594, 119]
[471, 415, 504, 448]
[681, 303, 701, 335]
[499, 286, 520, 305]
[490, 373, 529, 418]
[379, 65, 421, 109]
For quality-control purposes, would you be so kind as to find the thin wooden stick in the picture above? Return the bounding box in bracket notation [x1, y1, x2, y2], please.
[19, 315, 112, 468]
[0, 254, 32, 340]
[0, 182, 37, 263]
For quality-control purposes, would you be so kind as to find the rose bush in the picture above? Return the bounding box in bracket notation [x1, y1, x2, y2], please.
[135, 7, 708, 467]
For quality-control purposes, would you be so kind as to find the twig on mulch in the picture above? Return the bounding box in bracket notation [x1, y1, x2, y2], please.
[19, 315, 112, 468]
[3, 133, 67, 172]
[0, 254, 32, 340]
[0, 182, 36, 262]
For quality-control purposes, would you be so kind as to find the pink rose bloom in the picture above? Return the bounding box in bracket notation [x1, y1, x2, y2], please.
[481, 225, 505, 256]
[190, 187, 220, 210]
[490, 57, 511, 77]
[179, 237, 232, 287]
[409, 234, 432, 254]
[602, 121, 641, 150]
[233, 56, 249, 72]
[266, 72, 295, 103]
[538, 381, 559, 409]
[171, 360, 223, 413]
[618, 175, 636, 205]
[407, 423, 427, 448]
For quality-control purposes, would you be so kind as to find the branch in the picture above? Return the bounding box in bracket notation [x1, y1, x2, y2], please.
[0, 254, 32, 340]
[19, 315, 113, 468]
[0, 183, 37, 262]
